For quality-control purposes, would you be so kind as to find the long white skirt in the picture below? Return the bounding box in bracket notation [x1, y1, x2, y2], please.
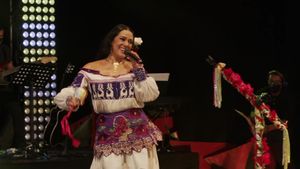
[90, 145, 159, 169]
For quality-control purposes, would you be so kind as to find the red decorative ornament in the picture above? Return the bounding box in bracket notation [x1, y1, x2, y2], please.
[213, 65, 289, 169]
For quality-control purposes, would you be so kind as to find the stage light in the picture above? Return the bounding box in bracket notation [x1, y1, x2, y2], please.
[49, 32, 55, 38]
[45, 99, 51, 105]
[25, 125, 30, 131]
[36, 6, 42, 13]
[25, 117, 30, 123]
[29, 6, 35, 13]
[49, 0, 55, 5]
[24, 92, 30, 98]
[43, 49, 49, 55]
[36, 23, 42, 29]
[29, 14, 35, 21]
[37, 40, 42, 47]
[42, 0, 48, 5]
[50, 49, 56, 55]
[29, 32, 35, 38]
[49, 7, 55, 13]
[38, 91, 43, 97]
[51, 74, 56, 80]
[43, 40, 49, 47]
[43, 23, 49, 30]
[29, 40, 36, 46]
[30, 57, 36, 62]
[38, 125, 44, 131]
[51, 91, 56, 97]
[38, 125, 44, 130]
[42, 7, 48, 13]
[36, 15, 42, 21]
[29, 23, 35, 29]
[45, 108, 50, 113]
[19, 0, 57, 151]
[22, 0, 28, 4]
[37, 48, 42, 55]
[25, 108, 30, 114]
[44, 91, 50, 97]
[38, 108, 44, 113]
[23, 40, 29, 46]
[45, 83, 50, 88]
[38, 99, 43, 105]
[22, 14, 29, 21]
[50, 82, 56, 88]
[49, 16, 55, 22]
[50, 41, 55, 47]
[25, 134, 30, 140]
[22, 23, 29, 29]
[23, 31, 29, 38]
[23, 48, 29, 55]
[49, 24, 55, 30]
[22, 6, 28, 12]
[23, 57, 29, 63]
[42, 15, 48, 22]
[36, 32, 42, 38]
[43, 32, 49, 38]
[36, 0, 42, 4]
[30, 49, 36, 55]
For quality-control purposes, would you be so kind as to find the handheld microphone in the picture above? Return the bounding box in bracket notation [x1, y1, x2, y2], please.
[124, 48, 143, 64]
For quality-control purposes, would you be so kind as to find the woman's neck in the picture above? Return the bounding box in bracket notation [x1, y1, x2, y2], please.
[106, 55, 124, 64]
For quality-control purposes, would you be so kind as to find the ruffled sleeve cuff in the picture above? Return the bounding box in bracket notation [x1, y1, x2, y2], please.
[133, 67, 147, 81]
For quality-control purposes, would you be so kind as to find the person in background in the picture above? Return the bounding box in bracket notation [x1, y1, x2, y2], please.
[0, 25, 13, 72]
[256, 70, 294, 169]
[54, 24, 162, 169]
[0, 24, 24, 149]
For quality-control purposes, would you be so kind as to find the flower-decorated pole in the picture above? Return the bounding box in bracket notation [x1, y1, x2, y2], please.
[212, 63, 290, 169]
[221, 67, 285, 127]
[253, 108, 270, 169]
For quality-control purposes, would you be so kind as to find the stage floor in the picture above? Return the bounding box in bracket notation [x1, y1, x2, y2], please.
[0, 148, 93, 169]
[0, 148, 198, 169]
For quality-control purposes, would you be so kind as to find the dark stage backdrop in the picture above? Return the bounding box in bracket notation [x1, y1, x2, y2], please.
[55, 0, 297, 139]
[1, 0, 298, 164]
[0, 0, 11, 53]
[0, 1, 9, 30]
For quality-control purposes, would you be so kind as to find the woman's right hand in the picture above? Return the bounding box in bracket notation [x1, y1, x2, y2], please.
[66, 96, 80, 111]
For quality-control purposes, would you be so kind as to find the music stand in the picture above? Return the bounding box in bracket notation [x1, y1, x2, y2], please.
[8, 62, 56, 158]
[148, 73, 170, 96]
[146, 73, 179, 152]
[9, 62, 55, 88]
[146, 73, 172, 120]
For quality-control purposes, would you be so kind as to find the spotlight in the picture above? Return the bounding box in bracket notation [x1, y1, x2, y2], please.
[18, 0, 57, 151]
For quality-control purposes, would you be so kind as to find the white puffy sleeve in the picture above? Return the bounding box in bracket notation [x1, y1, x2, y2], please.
[53, 70, 88, 110]
[133, 68, 160, 102]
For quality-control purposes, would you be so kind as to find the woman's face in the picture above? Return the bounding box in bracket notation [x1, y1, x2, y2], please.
[111, 29, 133, 59]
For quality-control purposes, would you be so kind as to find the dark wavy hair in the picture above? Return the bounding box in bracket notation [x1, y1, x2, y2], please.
[97, 24, 134, 58]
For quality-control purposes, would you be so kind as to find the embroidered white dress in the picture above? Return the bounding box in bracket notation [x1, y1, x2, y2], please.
[54, 68, 162, 169]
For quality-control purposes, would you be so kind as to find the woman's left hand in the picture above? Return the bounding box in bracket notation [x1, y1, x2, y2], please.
[125, 50, 143, 68]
